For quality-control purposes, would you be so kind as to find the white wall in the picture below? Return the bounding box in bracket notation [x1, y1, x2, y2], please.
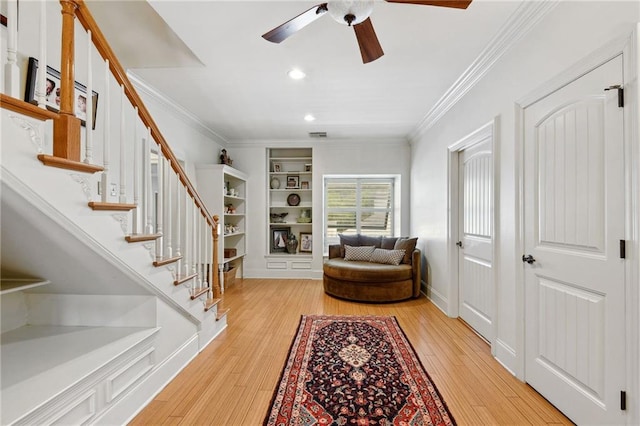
[231, 139, 411, 279]
[410, 1, 639, 375]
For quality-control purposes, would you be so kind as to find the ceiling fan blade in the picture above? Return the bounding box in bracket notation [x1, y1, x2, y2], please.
[353, 18, 384, 64]
[262, 3, 328, 43]
[385, 0, 472, 9]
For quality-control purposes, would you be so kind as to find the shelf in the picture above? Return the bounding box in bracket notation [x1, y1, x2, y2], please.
[224, 195, 245, 201]
[270, 157, 312, 162]
[270, 188, 311, 192]
[224, 253, 245, 263]
[1, 278, 51, 295]
[269, 222, 312, 226]
[224, 232, 245, 237]
[224, 213, 245, 217]
[266, 253, 313, 259]
[270, 204, 312, 209]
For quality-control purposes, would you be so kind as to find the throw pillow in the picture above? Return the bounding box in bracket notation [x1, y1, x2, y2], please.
[343, 245, 376, 262]
[339, 234, 360, 257]
[369, 248, 405, 266]
[359, 235, 382, 248]
[381, 237, 398, 250]
[394, 237, 418, 264]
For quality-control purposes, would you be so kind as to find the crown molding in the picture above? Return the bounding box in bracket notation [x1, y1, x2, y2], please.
[409, 0, 559, 143]
[127, 71, 229, 146]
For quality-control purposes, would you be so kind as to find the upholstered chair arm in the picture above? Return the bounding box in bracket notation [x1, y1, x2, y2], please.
[411, 249, 422, 298]
[328, 244, 343, 259]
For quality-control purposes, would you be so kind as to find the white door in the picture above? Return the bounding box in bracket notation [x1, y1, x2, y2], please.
[458, 138, 493, 341]
[523, 55, 626, 424]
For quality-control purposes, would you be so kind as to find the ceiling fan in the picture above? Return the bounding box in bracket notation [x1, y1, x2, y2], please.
[262, 0, 472, 64]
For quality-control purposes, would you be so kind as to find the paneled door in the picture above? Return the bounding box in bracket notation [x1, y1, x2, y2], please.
[523, 55, 626, 424]
[458, 137, 493, 341]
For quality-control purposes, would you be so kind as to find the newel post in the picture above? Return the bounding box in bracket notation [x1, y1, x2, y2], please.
[53, 0, 81, 161]
[211, 215, 221, 298]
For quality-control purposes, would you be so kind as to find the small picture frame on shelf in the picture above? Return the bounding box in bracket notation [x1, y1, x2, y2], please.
[305, 164, 312, 172]
[301, 181, 309, 190]
[273, 163, 282, 172]
[287, 175, 299, 188]
[300, 232, 312, 253]
[271, 227, 290, 253]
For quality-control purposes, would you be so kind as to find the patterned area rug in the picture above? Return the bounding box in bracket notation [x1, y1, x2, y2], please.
[264, 315, 455, 425]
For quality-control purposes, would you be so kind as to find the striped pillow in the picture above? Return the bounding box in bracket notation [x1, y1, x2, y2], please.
[370, 248, 406, 266]
[343, 245, 376, 262]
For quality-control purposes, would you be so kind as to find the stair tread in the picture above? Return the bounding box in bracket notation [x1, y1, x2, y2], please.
[216, 308, 230, 321]
[153, 255, 182, 267]
[88, 201, 136, 211]
[204, 298, 221, 312]
[174, 273, 197, 286]
[1, 325, 159, 424]
[125, 233, 162, 243]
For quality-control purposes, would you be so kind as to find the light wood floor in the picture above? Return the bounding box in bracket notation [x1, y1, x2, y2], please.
[131, 279, 572, 425]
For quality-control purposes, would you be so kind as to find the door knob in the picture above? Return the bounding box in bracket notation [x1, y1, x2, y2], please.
[522, 254, 536, 264]
[456, 241, 463, 248]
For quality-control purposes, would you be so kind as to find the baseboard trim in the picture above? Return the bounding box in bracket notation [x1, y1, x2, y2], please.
[494, 338, 518, 378]
[94, 334, 200, 425]
[425, 282, 449, 316]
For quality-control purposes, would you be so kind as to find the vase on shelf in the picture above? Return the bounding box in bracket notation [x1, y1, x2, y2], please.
[286, 234, 298, 254]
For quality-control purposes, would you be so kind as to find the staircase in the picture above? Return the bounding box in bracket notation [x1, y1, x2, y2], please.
[1, 1, 228, 424]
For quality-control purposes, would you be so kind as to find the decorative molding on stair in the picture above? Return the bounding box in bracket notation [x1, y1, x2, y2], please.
[9, 114, 44, 153]
[38, 154, 105, 173]
[409, 0, 559, 142]
[127, 72, 229, 145]
[112, 213, 129, 234]
[70, 174, 93, 201]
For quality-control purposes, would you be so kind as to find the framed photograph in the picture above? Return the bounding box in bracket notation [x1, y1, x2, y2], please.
[273, 163, 282, 173]
[287, 175, 299, 188]
[300, 232, 312, 253]
[300, 181, 309, 190]
[24, 57, 98, 129]
[271, 227, 291, 253]
[305, 164, 312, 172]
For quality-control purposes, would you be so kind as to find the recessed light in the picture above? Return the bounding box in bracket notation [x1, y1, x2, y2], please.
[288, 68, 306, 80]
[304, 114, 316, 122]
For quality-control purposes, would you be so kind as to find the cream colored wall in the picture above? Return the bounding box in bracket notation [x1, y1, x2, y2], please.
[410, 1, 639, 376]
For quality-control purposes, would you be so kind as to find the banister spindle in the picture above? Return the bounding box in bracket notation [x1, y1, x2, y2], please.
[165, 164, 173, 259]
[84, 30, 93, 163]
[100, 59, 110, 203]
[4, 0, 19, 97]
[119, 84, 126, 203]
[35, 0, 47, 108]
[131, 110, 139, 235]
[155, 154, 164, 261]
[184, 195, 192, 278]
[144, 128, 153, 234]
[175, 175, 182, 271]
[192, 205, 199, 286]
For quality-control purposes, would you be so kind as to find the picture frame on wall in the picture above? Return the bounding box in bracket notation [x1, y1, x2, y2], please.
[271, 227, 290, 253]
[24, 57, 99, 129]
[300, 232, 312, 253]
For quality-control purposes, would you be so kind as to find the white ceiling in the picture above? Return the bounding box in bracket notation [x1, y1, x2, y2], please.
[86, 0, 523, 142]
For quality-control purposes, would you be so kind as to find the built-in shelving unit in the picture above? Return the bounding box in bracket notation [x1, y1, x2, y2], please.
[195, 164, 247, 287]
[267, 148, 313, 271]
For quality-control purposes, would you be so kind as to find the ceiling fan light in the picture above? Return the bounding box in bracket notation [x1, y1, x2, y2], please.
[288, 68, 306, 80]
[328, 0, 374, 26]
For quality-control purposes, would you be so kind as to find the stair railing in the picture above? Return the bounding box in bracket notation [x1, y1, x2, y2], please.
[0, 0, 222, 304]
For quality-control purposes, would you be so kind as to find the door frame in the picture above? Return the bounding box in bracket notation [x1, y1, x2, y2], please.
[447, 118, 500, 354]
[515, 29, 639, 423]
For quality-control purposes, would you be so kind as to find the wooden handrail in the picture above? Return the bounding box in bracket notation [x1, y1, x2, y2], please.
[73, 0, 217, 233]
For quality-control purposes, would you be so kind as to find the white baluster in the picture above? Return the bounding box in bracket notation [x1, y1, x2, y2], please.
[165, 165, 173, 258]
[193, 205, 199, 286]
[155, 155, 164, 261]
[101, 60, 110, 203]
[206, 224, 212, 298]
[132, 111, 139, 235]
[175, 177, 182, 272]
[84, 30, 93, 163]
[35, 0, 47, 108]
[184, 195, 191, 278]
[4, 0, 20, 97]
[119, 85, 126, 203]
[144, 128, 153, 234]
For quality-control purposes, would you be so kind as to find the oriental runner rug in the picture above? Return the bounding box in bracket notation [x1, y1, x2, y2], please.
[264, 315, 455, 426]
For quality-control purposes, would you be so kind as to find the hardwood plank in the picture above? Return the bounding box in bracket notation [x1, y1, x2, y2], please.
[131, 278, 572, 425]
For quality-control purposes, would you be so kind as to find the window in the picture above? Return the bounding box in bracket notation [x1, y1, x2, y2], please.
[324, 177, 397, 253]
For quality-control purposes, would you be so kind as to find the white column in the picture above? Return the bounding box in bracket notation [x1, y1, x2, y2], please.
[84, 30, 93, 164]
[4, 0, 20, 97]
[100, 60, 110, 203]
[192, 205, 199, 285]
[35, 0, 47, 108]
[165, 164, 173, 258]
[175, 177, 182, 271]
[184, 194, 191, 278]
[144, 128, 153, 234]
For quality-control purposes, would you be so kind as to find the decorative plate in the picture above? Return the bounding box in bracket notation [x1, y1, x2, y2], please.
[270, 177, 281, 189]
[287, 193, 301, 206]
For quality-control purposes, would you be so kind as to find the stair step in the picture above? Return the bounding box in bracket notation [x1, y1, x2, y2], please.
[190, 287, 209, 300]
[88, 201, 136, 211]
[216, 308, 230, 321]
[153, 255, 182, 267]
[204, 298, 221, 312]
[125, 233, 161, 243]
[0, 278, 50, 295]
[37, 154, 104, 173]
[174, 273, 197, 286]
